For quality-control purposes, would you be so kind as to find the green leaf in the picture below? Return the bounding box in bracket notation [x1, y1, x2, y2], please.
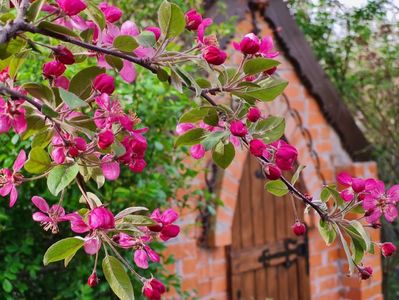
[203, 108, 219, 126]
[115, 207, 148, 219]
[158, 0, 185, 38]
[336, 225, 355, 275]
[113, 35, 139, 52]
[86, 2, 106, 30]
[179, 107, 210, 123]
[32, 129, 54, 148]
[21, 114, 46, 140]
[243, 57, 280, 75]
[41, 104, 59, 118]
[175, 128, 206, 147]
[2, 278, 12, 293]
[43, 237, 84, 266]
[255, 116, 285, 143]
[212, 142, 235, 169]
[26, 0, 45, 22]
[196, 78, 212, 88]
[59, 88, 88, 109]
[320, 187, 330, 202]
[349, 220, 371, 252]
[265, 180, 289, 196]
[0, 38, 26, 60]
[102, 256, 134, 300]
[24, 148, 52, 174]
[136, 31, 156, 47]
[350, 236, 365, 264]
[318, 219, 337, 246]
[291, 165, 305, 185]
[9, 50, 29, 79]
[157, 68, 169, 82]
[123, 215, 157, 226]
[233, 80, 288, 102]
[202, 131, 228, 151]
[105, 55, 123, 71]
[47, 164, 79, 196]
[69, 66, 105, 99]
[22, 83, 55, 105]
[38, 21, 80, 38]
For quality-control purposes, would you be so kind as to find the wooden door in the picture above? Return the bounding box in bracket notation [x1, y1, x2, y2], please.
[228, 155, 310, 300]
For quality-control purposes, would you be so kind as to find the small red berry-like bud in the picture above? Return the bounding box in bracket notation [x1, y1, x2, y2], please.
[264, 164, 282, 180]
[68, 146, 79, 158]
[292, 221, 306, 236]
[247, 107, 261, 122]
[185, 9, 203, 31]
[202, 46, 227, 65]
[358, 266, 373, 280]
[98, 130, 115, 149]
[264, 66, 277, 76]
[230, 120, 248, 137]
[249, 139, 266, 157]
[87, 272, 98, 287]
[93, 74, 115, 95]
[142, 278, 166, 300]
[381, 242, 397, 257]
[43, 61, 66, 78]
[239, 33, 261, 55]
[54, 45, 75, 65]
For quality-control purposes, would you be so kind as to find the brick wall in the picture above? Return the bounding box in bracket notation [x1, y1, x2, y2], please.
[163, 12, 382, 300]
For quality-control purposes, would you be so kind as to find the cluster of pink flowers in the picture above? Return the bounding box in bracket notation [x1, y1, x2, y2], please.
[337, 172, 399, 224]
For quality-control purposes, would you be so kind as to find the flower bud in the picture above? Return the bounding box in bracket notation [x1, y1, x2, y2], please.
[381, 242, 397, 257]
[145, 27, 161, 41]
[230, 120, 248, 137]
[351, 178, 365, 193]
[129, 159, 147, 173]
[99, 2, 122, 23]
[54, 45, 75, 65]
[239, 33, 260, 55]
[56, 0, 87, 16]
[54, 76, 70, 90]
[43, 61, 66, 78]
[68, 147, 79, 158]
[93, 74, 115, 95]
[190, 144, 205, 159]
[264, 164, 282, 180]
[185, 9, 203, 31]
[88, 207, 115, 230]
[292, 221, 306, 236]
[264, 66, 277, 75]
[247, 107, 261, 122]
[249, 139, 266, 157]
[359, 266, 373, 280]
[202, 46, 227, 65]
[142, 278, 166, 300]
[275, 143, 298, 171]
[98, 130, 114, 149]
[87, 272, 98, 287]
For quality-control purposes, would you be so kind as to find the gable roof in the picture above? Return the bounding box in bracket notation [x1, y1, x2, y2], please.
[206, 0, 372, 161]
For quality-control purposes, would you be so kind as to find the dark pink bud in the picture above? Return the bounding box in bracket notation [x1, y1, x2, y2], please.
[145, 27, 161, 41]
[54, 45, 75, 65]
[202, 46, 227, 65]
[249, 139, 266, 157]
[230, 120, 248, 137]
[43, 61, 66, 78]
[185, 9, 203, 31]
[99, 2, 122, 23]
[160, 224, 180, 241]
[359, 266, 373, 280]
[88, 207, 115, 230]
[247, 107, 261, 122]
[93, 74, 115, 95]
[56, 0, 86, 16]
[264, 66, 277, 75]
[381, 242, 397, 257]
[54, 76, 70, 90]
[129, 159, 147, 173]
[352, 178, 365, 193]
[87, 273, 98, 287]
[264, 164, 282, 180]
[98, 130, 114, 149]
[74, 137, 87, 151]
[143, 278, 166, 300]
[291, 221, 306, 236]
[239, 33, 260, 55]
[275, 143, 298, 171]
[68, 147, 79, 158]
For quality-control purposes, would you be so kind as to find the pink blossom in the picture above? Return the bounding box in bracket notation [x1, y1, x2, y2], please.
[51, 134, 87, 163]
[0, 150, 26, 207]
[32, 196, 73, 233]
[380, 242, 396, 257]
[93, 74, 115, 95]
[142, 278, 166, 300]
[54, 76, 70, 90]
[259, 36, 279, 58]
[0, 97, 27, 134]
[234, 33, 261, 55]
[264, 163, 281, 180]
[145, 27, 161, 41]
[101, 155, 120, 181]
[362, 179, 399, 223]
[185, 9, 202, 31]
[176, 123, 195, 135]
[0, 67, 9, 82]
[84, 235, 102, 255]
[272, 140, 298, 171]
[56, 0, 86, 16]
[99, 2, 122, 23]
[249, 139, 267, 157]
[98, 130, 115, 149]
[53, 45, 75, 65]
[197, 18, 212, 44]
[247, 107, 261, 122]
[336, 172, 366, 202]
[134, 246, 160, 269]
[94, 94, 133, 130]
[190, 144, 205, 159]
[88, 207, 115, 230]
[149, 208, 180, 241]
[43, 60, 66, 78]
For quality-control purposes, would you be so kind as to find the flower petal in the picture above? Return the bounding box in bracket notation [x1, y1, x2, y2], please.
[13, 150, 26, 172]
[84, 236, 101, 255]
[101, 160, 120, 181]
[9, 186, 18, 207]
[384, 205, 398, 223]
[134, 249, 148, 269]
[32, 212, 51, 222]
[32, 196, 49, 213]
[336, 172, 352, 186]
[119, 61, 136, 83]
